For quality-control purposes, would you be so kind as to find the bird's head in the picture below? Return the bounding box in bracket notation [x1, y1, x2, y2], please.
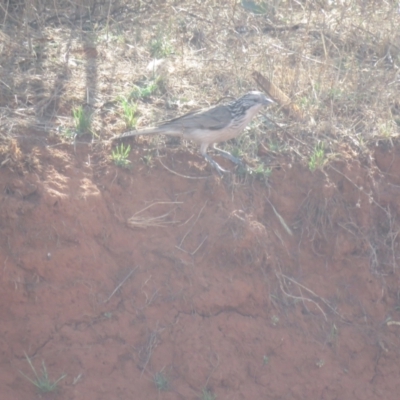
[243, 91, 275, 106]
[231, 91, 274, 117]
[228, 91, 275, 121]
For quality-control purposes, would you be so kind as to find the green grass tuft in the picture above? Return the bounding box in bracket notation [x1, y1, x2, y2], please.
[130, 79, 159, 100]
[19, 352, 66, 393]
[150, 33, 173, 58]
[248, 162, 272, 181]
[153, 371, 169, 391]
[308, 143, 326, 172]
[111, 143, 132, 168]
[119, 97, 138, 129]
[72, 106, 92, 136]
[201, 388, 217, 400]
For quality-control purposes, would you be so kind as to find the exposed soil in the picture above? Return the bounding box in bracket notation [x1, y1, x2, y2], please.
[2, 141, 400, 399]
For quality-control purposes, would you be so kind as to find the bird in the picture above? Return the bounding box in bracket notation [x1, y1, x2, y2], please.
[118, 91, 274, 173]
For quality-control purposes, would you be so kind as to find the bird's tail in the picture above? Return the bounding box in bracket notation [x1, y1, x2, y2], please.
[119, 126, 182, 139]
[119, 127, 163, 138]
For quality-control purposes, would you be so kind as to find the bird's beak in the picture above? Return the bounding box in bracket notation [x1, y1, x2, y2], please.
[263, 97, 275, 105]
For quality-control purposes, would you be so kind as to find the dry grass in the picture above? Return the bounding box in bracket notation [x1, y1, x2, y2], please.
[0, 0, 398, 163]
[0, 135, 41, 172]
[127, 201, 181, 228]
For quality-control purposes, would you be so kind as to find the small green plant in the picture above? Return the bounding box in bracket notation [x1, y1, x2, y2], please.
[298, 95, 314, 109]
[229, 146, 244, 159]
[19, 352, 66, 393]
[248, 162, 272, 181]
[56, 125, 74, 139]
[377, 120, 397, 138]
[201, 388, 216, 400]
[241, 0, 268, 14]
[119, 97, 137, 129]
[150, 33, 173, 58]
[153, 371, 169, 391]
[142, 153, 154, 167]
[72, 105, 91, 135]
[271, 315, 279, 326]
[268, 140, 285, 153]
[130, 80, 159, 100]
[233, 130, 260, 159]
[328, 87, 343, 100]
[111, 143, 131, 168]
[308, 143, 326, 172]
[329, 323, 338, 344]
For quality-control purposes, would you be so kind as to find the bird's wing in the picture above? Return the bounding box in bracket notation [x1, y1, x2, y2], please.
[161, 105, 232, 132]
[118, 104, 232, 138]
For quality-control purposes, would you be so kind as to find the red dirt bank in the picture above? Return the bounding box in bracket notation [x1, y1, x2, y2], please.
[1, 143, 400, 399]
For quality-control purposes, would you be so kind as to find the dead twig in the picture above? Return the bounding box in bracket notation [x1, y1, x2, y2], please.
[265, 197, 293, 236]
[104, 267, 138, 303]
[276, 271, 328, 321]
[252, 71, 304, 121]
[158, 156, 211, 179]
[280, 272, 345, 320]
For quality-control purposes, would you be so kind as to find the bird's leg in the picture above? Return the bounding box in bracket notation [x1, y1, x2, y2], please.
[204, 153, 228, 175]
[212, 144, 242, 165]
[200, 143, 228, 175]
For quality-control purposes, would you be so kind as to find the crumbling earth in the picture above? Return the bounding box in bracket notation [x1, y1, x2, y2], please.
[1, 141, 400, 399]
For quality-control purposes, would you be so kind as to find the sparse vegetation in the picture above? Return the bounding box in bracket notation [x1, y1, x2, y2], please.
[142, 153, 154, 167]
[19, 353, 66, 393]
[130, 79, 159, 100]
[0, 137, 41, 172]
[153, 371, 169, 391]
[119, 97, 138, 129]
[229, 146, 244, 160]
[150, 31, 173, 58]
[247, 162, 272, 181]
[201, 388, 216, 400]
[271, 315, 279, 326]
[308, 143, 326, 172]
[267, 140, 285, 153]
[1, 0, 398, 171]
[72, 106, 92, 136]
[240, 0, 268, 14]
[111, 143, 131, 168]
[329, 324, 339, 345]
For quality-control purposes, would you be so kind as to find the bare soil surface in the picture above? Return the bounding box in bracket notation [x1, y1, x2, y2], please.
[2, 142, 400, 400]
